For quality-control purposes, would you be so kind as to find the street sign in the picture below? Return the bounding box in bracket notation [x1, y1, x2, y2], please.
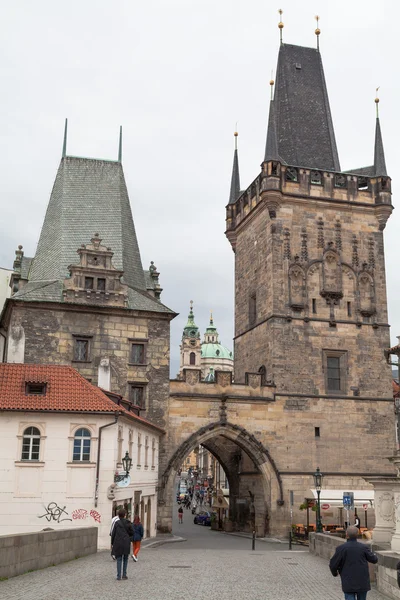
[363, 503, 369, 510]
[321, 503, 330, 510]
[343, 492, 354, 509]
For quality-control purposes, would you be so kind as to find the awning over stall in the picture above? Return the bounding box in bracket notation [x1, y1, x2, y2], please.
[309, 489, 374, 508]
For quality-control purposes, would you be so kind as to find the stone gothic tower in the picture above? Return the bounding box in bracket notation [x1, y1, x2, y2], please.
[226, 42, 393, 402]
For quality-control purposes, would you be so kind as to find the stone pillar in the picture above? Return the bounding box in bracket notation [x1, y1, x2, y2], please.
[391, 482, 400, 551]
[364, 478, 395, 543]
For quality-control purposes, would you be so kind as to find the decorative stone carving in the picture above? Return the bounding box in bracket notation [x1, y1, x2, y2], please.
[283, 228, 291, 260]
[368, 238, 375, 270]
[377, 491, 395, 522]
[335, 220, 342, 251]
[245, 373, 262, 389]
[320, 245, 342, 306]
[352, 235, 359, 268]
[288, 259, 306, 311]
[300, 228, 308, 262]
[358, 264, 376, 317]
[216, 371, 232, 388]
[184, 369, 201, 386]
[317, 218, 324, 249]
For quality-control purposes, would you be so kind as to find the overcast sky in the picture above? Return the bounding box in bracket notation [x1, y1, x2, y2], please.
[1, 0, 399, 376]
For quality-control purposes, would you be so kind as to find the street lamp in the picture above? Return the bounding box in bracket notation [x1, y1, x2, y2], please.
[122, 451, 132, 475]
[313, 466, 324, 533]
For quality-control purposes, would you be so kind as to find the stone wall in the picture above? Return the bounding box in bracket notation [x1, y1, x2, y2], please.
[0, 527, 97, 579]
[5, 303, 171, 427]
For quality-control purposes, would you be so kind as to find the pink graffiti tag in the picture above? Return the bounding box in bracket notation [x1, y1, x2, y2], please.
[90, 509, 101, 523]
[72, 509, 88, 520]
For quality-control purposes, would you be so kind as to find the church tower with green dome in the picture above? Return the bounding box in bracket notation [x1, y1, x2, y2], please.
[201, 312, 234, 379]
[179, 300, 201, 372]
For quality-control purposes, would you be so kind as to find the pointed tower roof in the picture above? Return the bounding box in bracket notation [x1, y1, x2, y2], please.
[228, 132, 241, 204]
[265, 44, 340, 171]
[204, 312, 218, 337]
[29, 156, 146, 291]
[374, 116, 387, 177]
[182, 301, 200, 339]
[264, 99, 281, 162]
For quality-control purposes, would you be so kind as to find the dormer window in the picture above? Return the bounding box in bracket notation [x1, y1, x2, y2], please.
[311, 171, 322, 185]
[25, 382, 47, 395]
[85, 277, 94, 290]
[286, 167, 298, 182]
[358, 177, 369, 191]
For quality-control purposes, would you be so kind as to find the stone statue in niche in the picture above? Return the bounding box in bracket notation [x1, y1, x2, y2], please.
[288, 258, 306, 311]
[320, 245, 343, 303]
[358, 264, 375, 317]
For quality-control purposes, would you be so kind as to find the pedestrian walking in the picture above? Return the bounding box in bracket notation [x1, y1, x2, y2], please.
[329, 526, 378, 600]
[111, 509, 133, 581]
[354, 512, 361, 529]
[131, 515, 144, 562]
[178, 505, 183, 524]
[110, 514, 119, 560]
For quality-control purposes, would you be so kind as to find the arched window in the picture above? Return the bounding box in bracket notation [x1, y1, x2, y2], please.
[22, 427, 41, 461]
[190, 352, 196, 365]
[73, 428, 91, 462]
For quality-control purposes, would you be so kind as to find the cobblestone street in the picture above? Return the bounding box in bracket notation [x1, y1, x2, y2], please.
[0, 509, 390, 600]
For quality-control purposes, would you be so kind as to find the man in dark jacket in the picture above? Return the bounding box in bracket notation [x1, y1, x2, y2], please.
[329, 526, 378, 600]
[111, 509, 133, 580]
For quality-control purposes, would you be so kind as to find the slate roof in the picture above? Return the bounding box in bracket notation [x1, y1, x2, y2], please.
[0, 363, 122, 413]
[374, 117, 387, 176]
[11, 279, 173, 314]
[29, 157, 146, 289]
[228, 148, 241, 205]
[12, 156, 174, 315]
[265, 44, 341, 171]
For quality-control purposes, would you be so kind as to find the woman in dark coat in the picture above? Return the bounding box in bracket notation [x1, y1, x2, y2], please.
[111, 509, 133, 580]
[329, 526, 378, 600]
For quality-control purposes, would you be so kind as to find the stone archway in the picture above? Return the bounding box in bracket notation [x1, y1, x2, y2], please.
[157, 421, 284, 536]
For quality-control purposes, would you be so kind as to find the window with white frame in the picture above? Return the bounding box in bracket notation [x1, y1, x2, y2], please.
[21, 426, 41, 461]
[137, 433, 142, 467]
[144, 436, 149, 467]
[128, 429, 133, 460]
[72, 428, 91, 461]
[151, 438, 156, 469]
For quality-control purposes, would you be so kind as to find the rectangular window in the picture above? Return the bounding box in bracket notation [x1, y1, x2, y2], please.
[85, 277, 94, 290]
[249, 293, 257, 327]
[74, 338, 90, 362]
[130, 385, 145, 409]
[312, 299, 317, 314]
[130, 343, 145, 365]
[97, 278, 106, 291]
[323, 350, 347, 395]
[327, 356, 341, 390]
[144, 436, 149, 467]
[152, 438, 156, 468]
[315, 427, 320, 438]
[137, 434, 142, 467]
[347, 302, 352, 317]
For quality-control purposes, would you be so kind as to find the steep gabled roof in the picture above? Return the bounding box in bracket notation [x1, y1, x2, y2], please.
[265, 44, 340, 171]
[29, 156, 146, 290]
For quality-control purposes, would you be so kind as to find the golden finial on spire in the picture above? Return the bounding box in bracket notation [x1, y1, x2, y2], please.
[270, 70, 275, 100]
[278, 9, 284, 45]
[234, 123, 238, 150]
[375, 86, 380, 117]
[315, 15, 321, 50]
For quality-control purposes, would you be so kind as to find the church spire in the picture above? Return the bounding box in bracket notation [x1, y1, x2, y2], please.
[374, 92, 387, 177]
[62, 118, 68, 158]
[228, 131, 241, 204]
[182, 300, 200, 339]
[264, 91, 280, 163]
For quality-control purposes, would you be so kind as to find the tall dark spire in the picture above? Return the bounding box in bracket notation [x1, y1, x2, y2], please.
[374, 96, 387, 177]
[62, 118, 68, 158]
[264, 99, 280, 162]
[264, 44, 340, 171]
[228, 132, 241, 204]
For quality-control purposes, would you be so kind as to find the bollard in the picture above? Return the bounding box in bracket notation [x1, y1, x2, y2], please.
[252, 530, 256, 551]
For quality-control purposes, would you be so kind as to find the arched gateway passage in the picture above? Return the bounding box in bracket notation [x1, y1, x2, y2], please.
[157, 421, 284, 536]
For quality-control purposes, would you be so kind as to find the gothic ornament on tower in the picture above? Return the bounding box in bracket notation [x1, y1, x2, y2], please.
[288, 257, 306, 311]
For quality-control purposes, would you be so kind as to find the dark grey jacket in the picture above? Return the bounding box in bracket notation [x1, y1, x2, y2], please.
[111, 518, 133, 557]
[329, 539, 378, 593]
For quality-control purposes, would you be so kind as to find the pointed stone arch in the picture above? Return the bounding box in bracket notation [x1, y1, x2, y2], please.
[157, 421, 284, 535]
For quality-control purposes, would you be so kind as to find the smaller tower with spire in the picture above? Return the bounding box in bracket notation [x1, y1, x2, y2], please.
[179, 300, 201, 373]
[228, 130, 241, 205]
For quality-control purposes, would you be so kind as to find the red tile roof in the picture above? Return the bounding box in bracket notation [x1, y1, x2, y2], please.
[0, 363, 122, 413]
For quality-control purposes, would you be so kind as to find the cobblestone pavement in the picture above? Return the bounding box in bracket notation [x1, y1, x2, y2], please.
[0, 499, 390, 600]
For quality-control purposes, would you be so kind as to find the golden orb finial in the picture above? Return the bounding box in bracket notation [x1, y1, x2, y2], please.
[375, 87, 380, 117]
[315, 15, 321, 50]
[278, 9, 284, 44]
